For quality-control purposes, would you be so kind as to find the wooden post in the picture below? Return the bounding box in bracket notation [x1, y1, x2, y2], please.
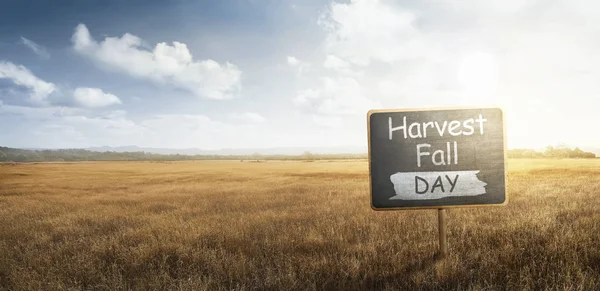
[438, 208, 448, 258]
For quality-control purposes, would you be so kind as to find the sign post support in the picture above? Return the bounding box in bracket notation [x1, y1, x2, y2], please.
[438, 208, 447, 258]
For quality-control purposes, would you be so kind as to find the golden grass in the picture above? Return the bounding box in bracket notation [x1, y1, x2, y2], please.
[0, 159, 599, 290]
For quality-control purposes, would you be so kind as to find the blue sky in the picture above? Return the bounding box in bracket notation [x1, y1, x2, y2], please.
[1, 0, 599, 150]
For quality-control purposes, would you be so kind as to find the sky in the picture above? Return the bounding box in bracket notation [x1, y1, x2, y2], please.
[0, 0, 598, 150]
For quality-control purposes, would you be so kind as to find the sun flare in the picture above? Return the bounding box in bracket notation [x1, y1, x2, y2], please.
[458, 52, 499, 100]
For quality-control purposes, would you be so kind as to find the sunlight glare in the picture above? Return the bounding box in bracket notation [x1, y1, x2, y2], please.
[458, 52, 499, 102]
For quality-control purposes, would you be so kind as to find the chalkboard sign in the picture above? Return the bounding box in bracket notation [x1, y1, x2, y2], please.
[367, 107, 507, 210]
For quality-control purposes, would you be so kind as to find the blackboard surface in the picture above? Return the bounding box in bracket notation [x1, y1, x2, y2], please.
[368, 107, 506, 210]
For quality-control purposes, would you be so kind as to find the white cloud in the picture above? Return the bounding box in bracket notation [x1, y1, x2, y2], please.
[61, 114, 140, 133]
[322, 54, 362, 76]
[294, 77, 381, 118]
[4, 106, 148, 148]
[51, 114, 146, 148]
[71, 24, 242, 100]
[32, 124, 87, 145]
[139, 114, 236, 149]
[0, 103, 103, 120]
[293, 89, 321, 108]
[20, 37, 50, 59]
[0, 100, 266, 149]
[228, 112, 266, 123]
[0, 61, 56, 105]
[142, 114, 217, 131]
[101, 109, 128, 119]
[286, 55, 311, 76]
[312, 115, 342, 128]
[320, 0, 427, 66]
[323, 55, 350, 72]
[287, 56, 300, 66]
[309, 0, 600, 149]
[73, 87, 122, 108]
[0, 61, 123, 109]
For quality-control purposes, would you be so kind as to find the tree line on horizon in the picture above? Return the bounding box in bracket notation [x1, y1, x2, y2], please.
[0, 145, 595, 163]
[507, 145, 596, 159]
[0, 147, 367, 163]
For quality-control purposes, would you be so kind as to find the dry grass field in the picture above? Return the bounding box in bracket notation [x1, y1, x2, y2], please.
[1, 159, 599, 290]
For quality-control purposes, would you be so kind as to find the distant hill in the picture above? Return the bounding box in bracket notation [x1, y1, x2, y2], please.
[85, 145, 368, 155]
[0, 146, 368, 163]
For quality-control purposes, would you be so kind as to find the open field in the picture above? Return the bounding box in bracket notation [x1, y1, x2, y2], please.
[1, 159, 599, 290]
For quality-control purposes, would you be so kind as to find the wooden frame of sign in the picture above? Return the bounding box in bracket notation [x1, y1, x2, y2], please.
[367, 106, 508, 257]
